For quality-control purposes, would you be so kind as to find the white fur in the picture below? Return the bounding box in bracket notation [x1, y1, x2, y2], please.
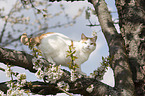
[38, 33, 96, 75]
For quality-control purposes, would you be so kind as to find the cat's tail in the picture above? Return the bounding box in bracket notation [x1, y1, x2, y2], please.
[21, 33, 40, 47]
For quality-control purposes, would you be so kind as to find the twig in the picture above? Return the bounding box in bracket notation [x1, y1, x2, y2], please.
[0, 66, 19, 76]
[0, 67, 5, 72]
[0, 0, 19, 43]
[86, 21, 119, 27]
[0, 12, 11, 43]
[57, 87, 73, 96]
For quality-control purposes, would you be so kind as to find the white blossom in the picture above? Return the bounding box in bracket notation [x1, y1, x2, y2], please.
[0, 90, 6, 96]
[57, 81, 69, 91]
[70, 69, 77, 82]
[6, 81, 15, 89]
[45, 64, 63, 83]
[17, 73, 26, 81]
[20, 79, 26, 85]
[5, 67, 12, 77]
[35, 68, 44, 79]
[32, 57, 43, 70]
[7, 88, 25, 96]
[33, 57, 63, 83]
[86, 84, 94, 93]
[10, 89, 23, 96]
[16, 80, 26, 87]
[16, 73, 27, 87]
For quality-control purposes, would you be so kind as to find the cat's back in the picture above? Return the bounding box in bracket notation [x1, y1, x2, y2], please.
[39, 32, 70, 41]
[38, 32, 71, 52]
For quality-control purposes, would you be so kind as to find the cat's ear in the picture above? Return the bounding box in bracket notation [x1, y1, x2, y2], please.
[81, 33, 87, 40]
[91, 36, 97, 42]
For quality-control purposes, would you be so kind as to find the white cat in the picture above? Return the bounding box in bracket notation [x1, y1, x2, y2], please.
[21, 32, 97, 75]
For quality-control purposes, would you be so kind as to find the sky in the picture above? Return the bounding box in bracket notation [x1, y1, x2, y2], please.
[0, 0, 119, 95]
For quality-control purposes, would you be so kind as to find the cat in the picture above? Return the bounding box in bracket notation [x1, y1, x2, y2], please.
[21, 32, 97, 75]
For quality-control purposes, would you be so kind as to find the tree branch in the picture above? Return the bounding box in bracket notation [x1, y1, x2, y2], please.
[0, 47, 36, 73]
[89, 0, 135, 95]
[0, 47, 118, 95]
[24, 78, 118, 96]
[0, 75, 118, 95]
[89, 0, 118, 43]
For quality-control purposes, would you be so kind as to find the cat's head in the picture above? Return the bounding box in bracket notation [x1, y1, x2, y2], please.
[80, 33, 97, 52]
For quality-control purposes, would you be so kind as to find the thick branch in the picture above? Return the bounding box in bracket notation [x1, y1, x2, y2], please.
[89, 0, 118, 44]
[24, 78, 117, 96]
[0, 47, 36, 73]
[0, 75, 118, 95]
[90, 0, 135, 95]
[0, 47, 118, 95]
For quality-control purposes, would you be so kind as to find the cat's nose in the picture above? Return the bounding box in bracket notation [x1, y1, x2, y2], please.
[87, 46, 90, 49]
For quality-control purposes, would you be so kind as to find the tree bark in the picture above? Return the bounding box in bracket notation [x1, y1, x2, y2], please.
[0, 78, 118, 95]
[89, 0, 135, 95]
[0, 47, 36, 73]
[115, 0, 145, 95]
[0, 47, 118, 95]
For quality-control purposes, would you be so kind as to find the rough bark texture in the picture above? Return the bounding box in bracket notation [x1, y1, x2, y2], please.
[0, 47, 36, 73]
[115, 0, 145, 95]
[90, 0, 135, 95]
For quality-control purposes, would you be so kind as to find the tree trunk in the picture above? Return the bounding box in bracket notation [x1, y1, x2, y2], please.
[89, 0, 135, 95]
[115, 0, 145, 95]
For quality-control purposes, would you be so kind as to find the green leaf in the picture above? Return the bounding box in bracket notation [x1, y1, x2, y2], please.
[43, 9, 48, 13]
[37, 9, 41, 14]
[69, 64, 72, 69]
[72, 50, 76, 54]
[43, 14, 47, 18]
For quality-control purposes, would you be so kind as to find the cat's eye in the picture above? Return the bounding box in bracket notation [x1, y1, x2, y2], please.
[90, 43, 94, 45]
[84, 42, 87, 44]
